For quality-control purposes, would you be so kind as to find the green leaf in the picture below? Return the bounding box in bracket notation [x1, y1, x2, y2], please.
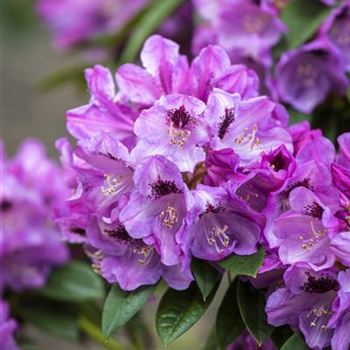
[281, 332, 308, 350]
[156, 283, 216, 346]
[120, 0, 185, 63]
[271, 325, 294, 349]
[39, 261, 105, 302]
[237, 280, 273, 346]
[281, 0, 332, 49]
[102, 284, 154, 338]
[216, 279, 245, 349]
[288, 108, 312, 125]
[219, 247, 265, 278]
[347, 85, 350, 104]
[20, 302, 79, 341]
[192, 259, 221, 301]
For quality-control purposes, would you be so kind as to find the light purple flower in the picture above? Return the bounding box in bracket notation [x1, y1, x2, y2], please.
[67, 65, 138, 150]
[0, 301, 19, 350]
[273, 39, 349, 113]
[180, 185, 263, 261]
[132, 94, 209, 172]
[0, 140, 68, 292]
[205, 88, 292, 166]
[319, 0, 350, 71]
[266, 266, 340, 350]
[120, 155, 192, 267]
[329, 269, 350, 350]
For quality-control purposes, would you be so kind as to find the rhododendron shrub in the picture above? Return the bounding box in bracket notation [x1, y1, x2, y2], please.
[55, 35, 350, 350]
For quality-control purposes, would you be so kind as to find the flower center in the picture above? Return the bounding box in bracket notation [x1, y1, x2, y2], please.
[101, 173, 122, 195]
[302, 273, 340, 294]
[150, 178, 182, 198]
[299, 221, 326, 250]
[207, 224, 231, 253]
[234, 124, 260, 150]
[218, 108, 235, 140]
[160, 205, 178, 228]
[304, 202, 324, 219]
[306, 304, 331, 330]
[166, 105, 196, 149]
[242, 14, 267, 33]
[297, 63, 318, 87]
[132, 243, 154, 265]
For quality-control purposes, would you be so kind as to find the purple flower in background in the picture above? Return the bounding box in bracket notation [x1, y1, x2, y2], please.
[0, 140, 68, 292]
[180, 185, 263, 261]
[0, 301, 19, 350]
[227, 330, 276, 350]
[266, 266, 340, 350]
[193, 0, 285, 67]
[273, 40, 348, 113]
[37, 0, 148, 49]
[320, 0, 350, 71]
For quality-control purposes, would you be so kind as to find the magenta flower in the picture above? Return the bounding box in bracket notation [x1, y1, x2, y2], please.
[0, 300, 19, 350]
[0, 140, 68, 292]
[273, 40, 348, 113]
[227, 330, 276, 350]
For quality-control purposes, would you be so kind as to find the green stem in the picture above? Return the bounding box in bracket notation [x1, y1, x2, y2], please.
[78, 316, 126, 350]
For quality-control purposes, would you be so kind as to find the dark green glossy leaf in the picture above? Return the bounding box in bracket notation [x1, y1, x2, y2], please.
[120, 0, 185, 63]
[39, 261, 105, 302]
[237, 280, 273, 346]
[156, 283, 216, 346]
[219, 247, 265, 278]
[281, 0, 332, 49]
[20, 302, 79, 341]
[281, 332, 308, 350]
[271, 325, 294, 349]
[192, 259, 221, 301]
[102, 284, 154, 338]
[216, 279, 245, 349]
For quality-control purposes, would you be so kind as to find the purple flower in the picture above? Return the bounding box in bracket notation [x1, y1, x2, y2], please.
[37, 0, 148, 49]
[266, 266, 340, 350]
[120, 155, 192, 267]
[227, 330, 276, 350]
[273, 40, 348, 113]
[329, 269, 350, 350]
[205, 88, 292, 166]
[0, 300, 19, 350]
[180, 185, 263, 261]
[193, 0, 285, 67]
[132, 94, 209, 172]
[319, 0, 350, 71]
[0, 140, 68, 292]
[67, 65, 138, 150]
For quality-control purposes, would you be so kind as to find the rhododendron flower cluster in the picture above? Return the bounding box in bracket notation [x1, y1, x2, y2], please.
[57, 35, 350, 349]
[0, 140, 69, 293]
[193, 0, 350, 113]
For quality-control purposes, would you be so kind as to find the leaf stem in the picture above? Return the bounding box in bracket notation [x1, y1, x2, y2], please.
[78, 316, 126, 350]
